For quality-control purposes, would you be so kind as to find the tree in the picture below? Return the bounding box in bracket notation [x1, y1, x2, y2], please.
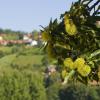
[41, 0, 100, 85]
[32, 30, 39, 40]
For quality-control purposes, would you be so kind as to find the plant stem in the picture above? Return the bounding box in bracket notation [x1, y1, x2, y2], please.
[89, 49, 100, 59]
[62, 70, 75, 85]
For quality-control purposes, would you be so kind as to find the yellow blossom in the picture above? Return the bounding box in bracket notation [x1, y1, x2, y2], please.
[74, 58, 85, 69]
[42, 31, 50, 41]
[64, 14, 77, 36]
[78, 65, 91, 77]
[64, 58, 74, 69]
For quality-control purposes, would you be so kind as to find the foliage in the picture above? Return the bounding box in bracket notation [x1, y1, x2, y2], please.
[45, 71, 61, 100]
[3, 34, 19, 40]
[0, 45, 100, 100]
[0, 28, 26, 35]
[46, 82, 61, 100]
[46, 79, 100, 100]
[32, 30, 39, 40]
[0, 45, 48, 99]
[11, 55, 43, 70]
[59, 83, 100, 100]
[41, 0, 100, 84]
[0, 67, 47, 100]
[0, 46, 44, 70]
[0, 46, 13, 55]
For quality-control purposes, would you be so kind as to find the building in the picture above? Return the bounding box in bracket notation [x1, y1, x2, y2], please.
[30, 40, 38, 46]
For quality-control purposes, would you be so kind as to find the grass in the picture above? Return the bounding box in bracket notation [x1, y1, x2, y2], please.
[12, 54, 43, 67]
[0, 54, 17, 68]
[0, 46, 44, 70]
[0, 46, 13, 54]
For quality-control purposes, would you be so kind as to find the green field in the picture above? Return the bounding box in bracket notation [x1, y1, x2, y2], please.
[0, 46, 45, 69]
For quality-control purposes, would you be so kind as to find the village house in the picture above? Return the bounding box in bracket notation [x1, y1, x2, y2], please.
[0, 32, 42, 46]
[30, 40, 38, 46]
[23, 33, 39, 46]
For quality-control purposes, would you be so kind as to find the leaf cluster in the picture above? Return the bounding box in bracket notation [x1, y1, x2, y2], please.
[41, 0, 100, 84]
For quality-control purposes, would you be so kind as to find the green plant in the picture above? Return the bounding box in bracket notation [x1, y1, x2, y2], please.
[41, 0, 100, 84]
[59, 83, 100, 100]
[0, 67, 47, 100]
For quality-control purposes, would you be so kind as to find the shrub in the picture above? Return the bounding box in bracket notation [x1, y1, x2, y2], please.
[59, 83, 100, 100]
[0, 67, 47, 100]
[46, 82, 61, 100]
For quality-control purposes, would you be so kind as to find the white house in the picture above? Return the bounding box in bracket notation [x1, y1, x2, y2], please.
[30, 40, 38, 46]
[23, 35, 30, 40]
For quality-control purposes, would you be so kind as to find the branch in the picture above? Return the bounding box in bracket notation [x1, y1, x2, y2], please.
[62, 70, 75, 85]
[89, 49, 100, 59]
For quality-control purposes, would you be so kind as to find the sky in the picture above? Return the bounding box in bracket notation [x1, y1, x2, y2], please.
[0, 0, 77, 32]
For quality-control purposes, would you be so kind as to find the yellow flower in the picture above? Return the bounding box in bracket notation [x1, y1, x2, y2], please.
[78, 65, 91, 77]
[42, 31, 50, 41]
[74, 58, 85, 69]
[64, 58, 74, 69]
[64, 14, 77, 36]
